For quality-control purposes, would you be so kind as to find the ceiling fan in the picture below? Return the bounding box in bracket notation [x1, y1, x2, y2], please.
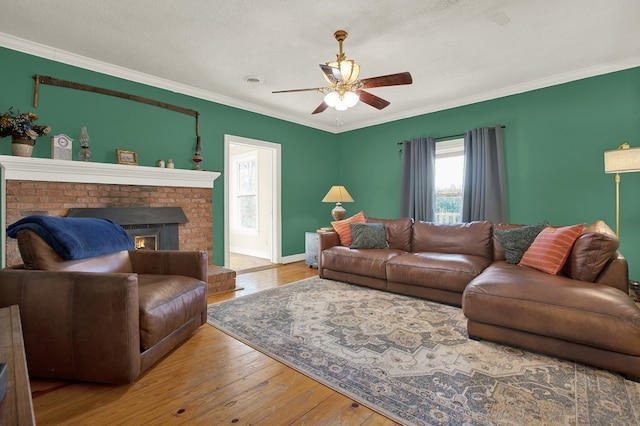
[273, 30, 413, 114]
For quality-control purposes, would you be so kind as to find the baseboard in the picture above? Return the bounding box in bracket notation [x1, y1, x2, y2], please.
[280, 253, 305, 264]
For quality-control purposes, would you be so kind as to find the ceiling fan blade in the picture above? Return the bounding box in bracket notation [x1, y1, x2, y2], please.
[312, 102, 329, 114]
[360, 72, 412, 89]
[357, 90, 390, 110]
[272, 87, 321, 93]
[319, 64, 341, 85]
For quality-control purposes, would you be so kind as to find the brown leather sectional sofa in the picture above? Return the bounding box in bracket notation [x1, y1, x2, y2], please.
[0, 229, 208, 384]
[319, 217, 640, 379]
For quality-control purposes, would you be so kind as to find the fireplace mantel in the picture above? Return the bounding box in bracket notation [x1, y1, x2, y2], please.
[0, 155, 220, 187]
[0, 155, 221, 267]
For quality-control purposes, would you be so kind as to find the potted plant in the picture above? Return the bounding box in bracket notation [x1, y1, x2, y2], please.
[0, 108, 51, 157]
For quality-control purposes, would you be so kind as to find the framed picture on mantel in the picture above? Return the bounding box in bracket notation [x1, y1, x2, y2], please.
[116, 149, 138, 165]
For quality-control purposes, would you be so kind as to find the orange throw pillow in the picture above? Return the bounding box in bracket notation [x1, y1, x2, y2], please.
[519, 223, 585, 275]
[331, 211, 365, 246]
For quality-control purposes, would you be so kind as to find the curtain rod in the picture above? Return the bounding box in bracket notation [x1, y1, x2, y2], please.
[396, 125, 506, 145]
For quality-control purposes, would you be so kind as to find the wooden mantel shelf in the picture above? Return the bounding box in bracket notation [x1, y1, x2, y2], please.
[0, 155, 221, 188]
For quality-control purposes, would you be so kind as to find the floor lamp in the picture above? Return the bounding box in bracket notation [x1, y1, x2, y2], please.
[604, 143, 640, 237]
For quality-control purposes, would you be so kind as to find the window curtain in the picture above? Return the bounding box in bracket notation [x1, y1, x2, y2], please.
[400, 137, 436, 221]
[461, 125, 507, 223]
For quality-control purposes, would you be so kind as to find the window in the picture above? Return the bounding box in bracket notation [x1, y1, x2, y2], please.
[434, 139, 464, 224]
[232, 152, 258, 231]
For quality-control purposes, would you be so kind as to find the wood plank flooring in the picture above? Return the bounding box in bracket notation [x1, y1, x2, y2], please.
[30, 262, 401, 425]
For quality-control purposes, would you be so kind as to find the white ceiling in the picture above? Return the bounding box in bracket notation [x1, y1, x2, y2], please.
[1, 0, 639, 133]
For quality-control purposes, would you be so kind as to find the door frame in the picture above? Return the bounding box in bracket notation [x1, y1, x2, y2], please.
[224, 134, 281, 268]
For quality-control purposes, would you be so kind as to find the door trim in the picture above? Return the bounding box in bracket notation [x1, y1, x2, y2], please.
[224, 134, 281, 268]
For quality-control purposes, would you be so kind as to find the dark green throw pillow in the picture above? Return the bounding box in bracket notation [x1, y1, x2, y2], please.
[495, 222, 548, 264]
[349, 223, 389, 249]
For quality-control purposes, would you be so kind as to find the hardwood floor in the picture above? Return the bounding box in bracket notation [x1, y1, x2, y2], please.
[229, 252, 274, 273]
[30, 262, 400, 425]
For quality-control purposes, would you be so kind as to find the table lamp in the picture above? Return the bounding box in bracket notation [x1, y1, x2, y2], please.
[604, 143, 640, 237]
[322, 185, 354, 221]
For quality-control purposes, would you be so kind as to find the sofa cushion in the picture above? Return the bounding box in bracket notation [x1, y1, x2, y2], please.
[365, 217, 413, 251]
[321, 246, 404, 279]
[349, 223, 388, 249]
[412, 221, 493, 259]
[16, 229, 133, 273]
[331, 211, 366, 246]
[494, 222, 548, 264]
[519, 224, 584, 275]
[138, 274, 206, 351]
[387, 252, 492, 293]
[563, 221, 619, 282]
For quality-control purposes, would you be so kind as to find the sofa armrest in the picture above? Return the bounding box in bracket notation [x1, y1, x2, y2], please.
[319, 231, 340, 251]
[0, 269, 140, 384]
[318, 231, 339, 277]
[128, 250, 208, 281]
[594, 252, 629, 293]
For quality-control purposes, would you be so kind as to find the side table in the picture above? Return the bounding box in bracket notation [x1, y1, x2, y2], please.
[305, 232, 319, 268]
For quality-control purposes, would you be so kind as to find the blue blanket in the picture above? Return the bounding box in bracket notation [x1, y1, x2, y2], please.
[7, 215, 134, 260]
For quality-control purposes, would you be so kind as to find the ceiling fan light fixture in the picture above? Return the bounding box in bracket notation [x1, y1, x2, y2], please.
[343, 91, 359, 108]
[324, 90, 359, 111]
[339, 60, 360, 84]
[323, 60, 360, 85]
[272, 30, 412, 115]
[324, 91, 341, 107]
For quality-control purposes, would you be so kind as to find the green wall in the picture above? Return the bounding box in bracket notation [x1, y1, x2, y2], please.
[2, 46, 638, 279]
[0, 47, 338, 265]
[337, 67, 640, 279]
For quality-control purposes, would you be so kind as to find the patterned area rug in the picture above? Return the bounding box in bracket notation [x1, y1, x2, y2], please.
[207, 277, 640, 425]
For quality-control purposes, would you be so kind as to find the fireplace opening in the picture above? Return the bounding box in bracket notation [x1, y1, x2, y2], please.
[135, 235, 157, 250]
[67, 207, 188, 250]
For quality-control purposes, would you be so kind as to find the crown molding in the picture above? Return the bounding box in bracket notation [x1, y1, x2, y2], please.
[2, 32, 639, 135]
[0, 32, 335, 134]
[337, 57, 640, 133]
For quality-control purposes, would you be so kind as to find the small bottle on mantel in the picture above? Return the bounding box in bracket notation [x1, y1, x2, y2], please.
[167, 159, 174, 168]
[78, 126, 92, 161]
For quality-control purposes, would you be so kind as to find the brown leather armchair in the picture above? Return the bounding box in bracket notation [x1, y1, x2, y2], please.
[0, 229, 208, 384]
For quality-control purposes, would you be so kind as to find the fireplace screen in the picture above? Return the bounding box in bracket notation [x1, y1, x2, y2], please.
[135, 235, 158, 250]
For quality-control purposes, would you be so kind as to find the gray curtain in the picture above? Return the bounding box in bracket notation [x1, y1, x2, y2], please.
[461, 125, 507, 223]
[400, 137, 436, 221]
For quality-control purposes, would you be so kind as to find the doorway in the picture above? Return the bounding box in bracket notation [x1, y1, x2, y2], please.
[224, 135, 281, 271]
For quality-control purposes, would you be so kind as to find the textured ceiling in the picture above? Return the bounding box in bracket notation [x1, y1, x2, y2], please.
[1, 0, 639, 133]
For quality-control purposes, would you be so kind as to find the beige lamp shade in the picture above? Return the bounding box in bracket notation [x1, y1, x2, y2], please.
[604, 146, 640, 173]
[322, 185, 354, 221]
[322, 185, 354, 203]
[603, 144, 640, 238]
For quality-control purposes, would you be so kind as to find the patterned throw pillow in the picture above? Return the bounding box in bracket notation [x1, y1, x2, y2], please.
[494, 222, 548, 264]
[349, 223, 389, 249]
[331, 211, 366, 246]
[519, 223, 585, 275]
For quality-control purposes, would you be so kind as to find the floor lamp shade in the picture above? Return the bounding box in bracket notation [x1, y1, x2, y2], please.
[322, 185, 354, 221]
[603, 144, 640, 237]
[604, 146, 640, 173]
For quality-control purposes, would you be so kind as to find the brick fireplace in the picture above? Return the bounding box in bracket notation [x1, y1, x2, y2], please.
[0, 155, 221, 270]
